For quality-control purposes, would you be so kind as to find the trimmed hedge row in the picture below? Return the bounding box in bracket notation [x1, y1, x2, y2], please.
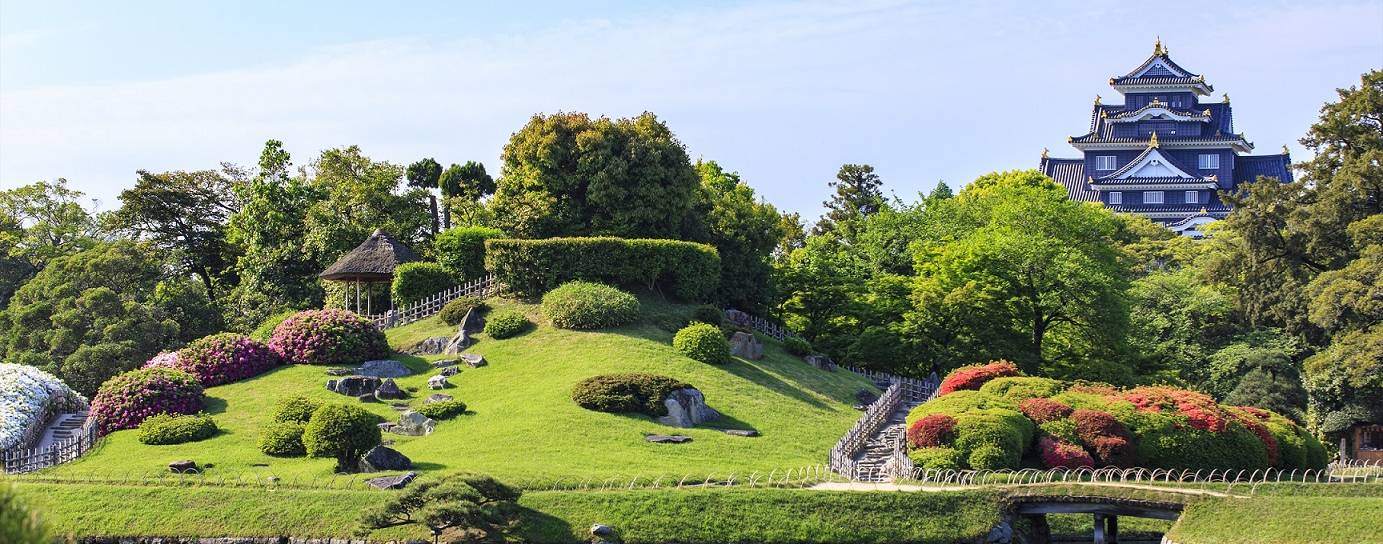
[435, 226, 504, 280]
[137, 413, 217, 445]
[391, 262, 456, 306]
[486, 237, 720, 300]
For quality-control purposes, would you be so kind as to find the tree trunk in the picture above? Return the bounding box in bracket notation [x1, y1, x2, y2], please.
[196, 267, 217, 302]
[429, 195, 439, 235]
[443, 203, 452, 230]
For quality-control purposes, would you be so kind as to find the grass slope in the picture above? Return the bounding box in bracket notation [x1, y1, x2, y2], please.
[1167, 496, 1383, 544]
[42, 297, 874, 485]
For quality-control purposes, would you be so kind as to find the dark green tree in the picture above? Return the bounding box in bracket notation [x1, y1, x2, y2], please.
[1225, 367, 1308, 423]
[108, 169, 242, 300]
[776, 234, 867, 356]
[406, 158, 443, 235]
[684, 160, 784, 312]
[358, 473, 521, 541]
[814, 163, 885, 241]
[438, 161, 495, 229]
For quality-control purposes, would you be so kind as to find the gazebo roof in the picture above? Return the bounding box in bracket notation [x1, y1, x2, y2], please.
[319, 229, 421, 281]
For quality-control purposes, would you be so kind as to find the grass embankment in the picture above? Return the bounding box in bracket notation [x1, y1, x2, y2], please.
[40, 297, 874, 486]
[1167, 495, 1383, 544]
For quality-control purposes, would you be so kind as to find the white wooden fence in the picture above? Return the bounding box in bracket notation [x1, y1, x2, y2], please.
[366, 274, 500, 330]
[2, 416, 98, 474]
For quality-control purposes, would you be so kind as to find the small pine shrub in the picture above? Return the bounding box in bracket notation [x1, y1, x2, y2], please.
[690, 305, 723, 326]
[571, 374, 690, 417]
[938, 360, 1020, 396]
[673, 323, 731, 364]
[268, 309, 389, 365]
[391, 262, 457, 306]
[784, 336, 813, 357]
[90, 368, 204, 434]
[137, 413, 217, 445]
[542, 281, 640, 330]
[415, 399, 468, 420]
[439, 296, 485, 326]
[273, 396, 323, 424]
[484, 311, 531, 339]
[302, 403, 382, 472]
[259, 421, 307, 456]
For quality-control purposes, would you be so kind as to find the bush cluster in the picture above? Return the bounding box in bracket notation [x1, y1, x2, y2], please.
[273, 396, 323, 424]
[172, 333, 279, 386]
[136, 413, 217, 445]
[1038, 436, 1093, 469]
[673, 323, 731, 364]
[434, 226, 504, 280]
[906, 414, 957, 449]
[1018, 398, 1072, 424]
[484, 311, 531, 339]
[937, 360, 1020, 396]
[251, 310, 298, 342]
[979, 376, 1066, 402]
[90, 368, 204, 434]
[303, 403, 382, 472]
[439, 296, 485, 326]
[542, 282, 640, 329]
[268, 309, 389, 365]
[259, 421, 307, 456]
[690, 305, 723, 326]
[486, 237, 720, 301]
[391, 262, 457, 307]
[783, 336, 813, 357]
[415, 399, 468, 420]
[571, 373, 690, 417]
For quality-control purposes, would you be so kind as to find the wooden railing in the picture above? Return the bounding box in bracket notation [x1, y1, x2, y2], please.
[2, 415, 98, 474]
[366, 274, 500, 330]
[723, 309, 792, 341]
[828, 381, 903, 481]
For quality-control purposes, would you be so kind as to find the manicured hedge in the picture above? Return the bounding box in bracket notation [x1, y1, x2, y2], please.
[435, 226, 504, 280]
[90, 368, 204, 435]
[439, 296, 485, 326]
[259, 421, 307, 456]
[484, 311, 531, 339]
[303, 403, 382, 472]
[542, 282, 640, 329]
[272, 396, 323, 424]
[486, 237, 720, 301]
[268, 309, 389, 365]
[390, 262, 456, 306]
[673, 323, 731, 364]
[938, 360, 1020, 396]
[979, 377, 1066, 402]
[137, 413, 218, 445]
[173, 333, 279, 386]
[415, 399, 468, 420]
[571, 374, 690, 417]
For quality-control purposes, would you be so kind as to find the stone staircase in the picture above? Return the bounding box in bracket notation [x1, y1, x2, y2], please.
[852, 396, 923, 482]
[36, 410, 89, 450]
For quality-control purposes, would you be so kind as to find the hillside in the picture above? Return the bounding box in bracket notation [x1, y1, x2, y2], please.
[41, 297, 875, 485]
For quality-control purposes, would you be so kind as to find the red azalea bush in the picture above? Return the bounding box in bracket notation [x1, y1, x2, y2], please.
[907, 414, 958, 448]
[1019, 398, 1073, 423]
[268, 309, 390, 365]
[1228, 407, 1280, 467]
[90, 368, 204, 434]
[1038, 436, 1093, 469]
[1120, 386, 1228, 432]
[1071, 409, 1136, 467]
[938, 360, 1020, 396]
[173, 333, 279, 386]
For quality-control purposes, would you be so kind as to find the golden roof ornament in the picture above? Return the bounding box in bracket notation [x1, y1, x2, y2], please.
[1094, 94, 1102, 105]
[1222, 93, 1230, 103]
[1200, 207, 1208, 214]
[1203, 108, 1212, 116]
[1149, 131, 1160, 148]
[1150, 97, 1162, 107]
[1153, 36, 1165, 56]
[1041, 147, 1049, 159]
[1101, 109, 1108, 118]
[1282, 145, 1290, 155]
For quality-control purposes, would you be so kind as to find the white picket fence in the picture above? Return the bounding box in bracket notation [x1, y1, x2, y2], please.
[366, 274, 500, 329]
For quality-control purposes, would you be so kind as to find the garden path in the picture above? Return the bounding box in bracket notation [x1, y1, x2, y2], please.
[851, 395, 923, 482]
[34, 410, 88, 450]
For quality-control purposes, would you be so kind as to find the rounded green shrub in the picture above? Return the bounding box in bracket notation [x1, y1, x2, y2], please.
[302, 403, 382, 472]
[484, 311, 531, 339]
[571, 374, 690, 417]
[967, 445, 1013, 470]
[415, 399, 468, 420]
[542, 281, 639, 330]
[952, 409, 1033, 470]
[259, 421, 307, 456]
[979, 377, 1067, 402]
[690, 305, 723, 326]
[268, 309, 389, 365]
[439, 296, 485, 326]
[784, 336, 813, 357]
[391, 262, 457, 306]
[137, 413, 217, 445]
[909, 447, 964, 470]
[273, 396, 324, 424]
[673, 323, 731, 364]
[907, 390, 1018, 427]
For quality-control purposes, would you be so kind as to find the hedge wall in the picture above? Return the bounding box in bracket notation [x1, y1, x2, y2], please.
[435, 226, 504, 280]
[391, 262, 456, 306]
[485, 237, 720, 301]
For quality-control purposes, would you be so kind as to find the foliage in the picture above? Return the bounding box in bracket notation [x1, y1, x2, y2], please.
[1126, 267, 1236, 383]
[172, 333, 279, 386]
[1069, 409, 1135, 466]
[1224, 367, 1308, 423]
[390, 262, 456, 306]
[483, 311, 531, 339]
[844, 326, 907, 371]
[541, 281, 640, 330]
[136, 413, 218, 445]
[438, 161, 496, 227]
[814, 164, 886, 243]
[907, 414, 957, 449]
[487, 237, 720, 301]
[690, 304, 723, 326]
[439, 296, 485, 326]
[683, 160, 785, 312]
[415, 399, 468, 420]
[302, 402, 382, 472]
[251, 309, 298, 342]
[0, 484, 48, 544]
[490, 112, 699, 239]
[0, 363, 85, 451]
[0, 179, 102, 306]
[673, 323, 731, 365]
[1038, 436, 1094, 469]
[783, 336, 813, 357]
[1303, 324, 1383, 434]
[775, 234, 868, 360]
[258, 421, 307, 457]
[433, 226, 504, 280]
[1018, 398, 1072, 424]
[978, 376, 1066, 402]
[1204, 330, 1302, 399]
[109, 169, 241, 301]
[908, 447, 965, 470]
[90, 368, 204, 434]
[358, 473, 521, 540]
[570, 373, 690, 417]
[268, 309, 390, 365]
[272, 396, 324, 424]
[938, 361, 1020, 396]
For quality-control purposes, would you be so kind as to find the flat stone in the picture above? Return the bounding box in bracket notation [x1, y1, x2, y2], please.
[357, 359, 414, 378]
[378, 422, 396, 432]
[168, 460, 197, 473]
[440, 366, 460, 377]
[724, 429, 759, 437]
[393, 411, 436, 436]
[645, 434, 692, 444]
[591, 524, 615, 537]
[325, 368, 354, 376]
[655, 387, 720, 428]
[444, 329, 471, 355]
[366, 471, 418, 490]
[328, 375, 383, 397]
[460, 353, 487, 368]
[431, 359, 459, 368]
[427, 374, 450, 390]
[390, 402, 411, 412]
[374, 378, 407, 401]
[359, 445, 412, 472]
[357, 393, 376, 403]
[425, 393, 454, 404]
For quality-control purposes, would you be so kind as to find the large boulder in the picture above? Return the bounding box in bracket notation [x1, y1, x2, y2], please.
[728, 332, 763, 360]
[460, 307, 485, 333]
[393, 411, 436, 436]
[356, 360, 413, 378]
[444, 329, 471, 355]
[374, 378, 406, 401]
[408, 336, 451, 355]
[359, 445, 412, 472]
[724, 308, 751, 326]
[327, 375, 383, 397]
[805, 354, 836, 371]
[461, 354, 487, 368]
[656, 387, 720, 428]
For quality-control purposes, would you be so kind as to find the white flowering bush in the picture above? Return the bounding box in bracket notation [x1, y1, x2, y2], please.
[0, 363, 87, 451]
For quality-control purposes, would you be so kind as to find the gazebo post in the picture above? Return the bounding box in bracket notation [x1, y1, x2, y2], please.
[367, 283, 373, 316]
[355, 279, 362, 314]
[319, 229, 420, 318]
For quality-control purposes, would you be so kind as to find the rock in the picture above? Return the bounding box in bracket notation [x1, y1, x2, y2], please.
[428, 374, 450, 390]
[804, 354, 836, 371]
[728, 332, 763, 360]
[723, 429, 759, 437]
[378, 422, 396, 433]
[724, 308, 751, 326]
[655, 387, 720, 428]
[325, 367, 354, 376]
[440, 366, 460, 377]
[393, 411, 436, 436]
[374, 378, 406, 401]
[327, 375, 383, 397]
[854, 389, 879, 405]
[461, 353, 487, 368]
[359, 445, 413, 472]
[591, 524, 615, 537]
[444, 329, 470, 355]
[425, 393, 454, 404]
[356, 359, 413, 378]
[168, 460, 197, 473]
[984, 518, 1014, 544]
[408, 336, 451, 355]
[431, 359, 459, 368]
[358, 393, 376, 403]
[366, 471, 418, 490]
[645, 434, 692, 444]
[390, 402, 410, 412]
[460, 307, 485, 333]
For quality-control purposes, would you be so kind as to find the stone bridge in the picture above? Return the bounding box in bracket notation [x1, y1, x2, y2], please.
[1005, 494, 1184, 544]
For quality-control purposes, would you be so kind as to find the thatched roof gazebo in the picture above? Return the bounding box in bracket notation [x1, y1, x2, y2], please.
[319, 229, 420, 316]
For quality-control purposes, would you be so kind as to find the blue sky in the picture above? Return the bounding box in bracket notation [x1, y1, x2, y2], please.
[2, 0, 1381, 217]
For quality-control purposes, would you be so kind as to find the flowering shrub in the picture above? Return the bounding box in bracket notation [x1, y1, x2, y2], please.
[173, 333, 279, 386]
[907, 414, 957, 449]
[1039, 436, 1094, 469]
[268, 309, 390, 365]
[142, 351, 181, 369]
[1019, 398, 1073, 423]
[938, 360, 1020, 396]
[90, 368, 204, 435]
[1070, 409, 1135, 467]
[0, 363, 87, 451]
[1120, 386, 1229, 433]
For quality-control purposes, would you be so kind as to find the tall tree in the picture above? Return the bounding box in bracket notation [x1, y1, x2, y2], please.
[684, 160, 785, 312]
[405, 158, 443, 235]
[814, 163, 885, 242]
[438, 161, 494, 229]
[109, 169, 242, 300]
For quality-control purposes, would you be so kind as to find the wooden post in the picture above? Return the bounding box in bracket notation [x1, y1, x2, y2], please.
[1093, 514, 1107, 544]
[1107, 515, 1118, 543]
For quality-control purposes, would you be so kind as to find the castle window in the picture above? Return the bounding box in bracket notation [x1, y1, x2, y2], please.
[1199, 154, 1220, 170]
[1185, 191, 1198, 204]
[1108, 192, 1122, 205]
[1172, 98, 1184, 108]
[1096, 156, 1117, 171]
[1144, 191, 1164, 205]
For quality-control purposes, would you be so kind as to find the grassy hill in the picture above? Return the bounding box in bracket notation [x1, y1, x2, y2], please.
[40, 297, 874, 485]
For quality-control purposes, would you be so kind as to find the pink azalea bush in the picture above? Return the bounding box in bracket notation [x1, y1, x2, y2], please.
[268, 309, 390, 365]
[173, 333, 279, 386]
[90, 368, 204, 435]
[143, 351, 181, 369]
[1038, 436, 1094, 469]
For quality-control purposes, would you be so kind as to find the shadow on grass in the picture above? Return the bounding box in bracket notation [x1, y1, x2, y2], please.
[392, 353, 437, 374]
[203, 396, 229, 415]
[713, 358, 831, 411]
[512, 505, 578, 544]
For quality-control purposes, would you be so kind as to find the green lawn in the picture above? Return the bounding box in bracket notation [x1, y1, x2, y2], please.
[37, 297, 874, 486]
[1166, 495, 1383, 544]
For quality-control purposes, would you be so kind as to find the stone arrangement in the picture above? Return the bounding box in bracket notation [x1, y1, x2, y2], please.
[728, 332, 763, 360]
[359, 445, 412, 472]
[805, 354, 836, 371]
[391, 411, 436, 436]
[366, 471, 417, 490]
[655, 387, 720, 428]
[425, 393, 453, 404]
[354, 360, 413, 378]
[427, 375, 450, 390]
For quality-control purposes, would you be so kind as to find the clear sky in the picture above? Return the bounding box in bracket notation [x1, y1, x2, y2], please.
[2, 0, 1380, 217]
